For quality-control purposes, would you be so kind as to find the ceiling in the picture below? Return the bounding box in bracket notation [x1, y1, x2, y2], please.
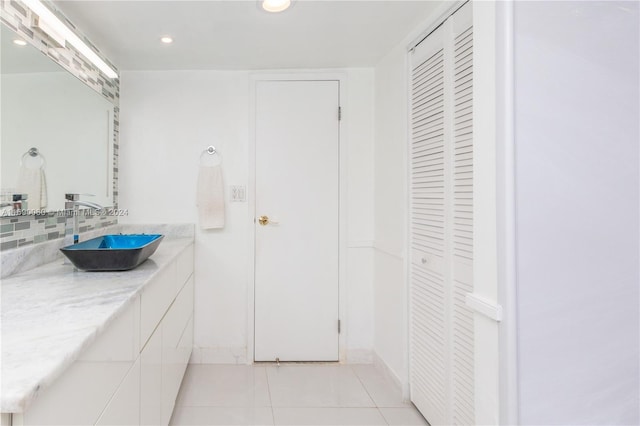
[55, 1, 441, 71]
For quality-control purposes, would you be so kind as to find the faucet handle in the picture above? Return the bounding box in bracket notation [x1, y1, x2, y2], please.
[65, 193, 95, 201]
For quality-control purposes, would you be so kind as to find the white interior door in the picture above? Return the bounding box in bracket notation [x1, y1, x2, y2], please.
[254, 80, 340, 362]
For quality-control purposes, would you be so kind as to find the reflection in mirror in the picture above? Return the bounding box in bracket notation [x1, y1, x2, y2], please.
[1, 23, 114, 212]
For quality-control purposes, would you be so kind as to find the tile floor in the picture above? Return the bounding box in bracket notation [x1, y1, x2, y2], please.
[170, 364, 429, 426]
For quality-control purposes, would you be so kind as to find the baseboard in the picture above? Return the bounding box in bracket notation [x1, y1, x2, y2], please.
[345, 348, 374, 364]
[189, 346, 248, 364]
[190, 346, 375, 365]
[372, 351, 410, 402]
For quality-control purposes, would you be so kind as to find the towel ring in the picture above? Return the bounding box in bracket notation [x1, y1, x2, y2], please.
[200, 145, 222, 164]
[20, 147, 46, 169]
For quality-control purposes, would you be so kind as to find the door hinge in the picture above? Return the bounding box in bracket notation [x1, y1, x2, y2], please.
[338, 106, 342, 121]
[338, 319, 341, 333]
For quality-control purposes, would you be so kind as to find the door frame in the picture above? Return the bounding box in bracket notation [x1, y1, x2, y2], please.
[247, 71, 348, 363]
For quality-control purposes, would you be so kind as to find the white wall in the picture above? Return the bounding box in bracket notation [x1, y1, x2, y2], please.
[513, 2, 639, 424]
[345, 70, 376, 359]
[119, 69, 374, 363]
[373, 43, 409, 386]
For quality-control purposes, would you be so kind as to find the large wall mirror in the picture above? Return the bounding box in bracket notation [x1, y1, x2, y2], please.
[1, 23, 115, 212]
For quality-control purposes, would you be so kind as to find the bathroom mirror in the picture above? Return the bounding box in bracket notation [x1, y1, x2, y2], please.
[1, 23, 114, 212]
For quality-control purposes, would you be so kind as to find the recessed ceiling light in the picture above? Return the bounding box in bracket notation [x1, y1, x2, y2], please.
[13, 39, 28, 46]
[262, 0, 291, 13]
[160, 36, 173, 44]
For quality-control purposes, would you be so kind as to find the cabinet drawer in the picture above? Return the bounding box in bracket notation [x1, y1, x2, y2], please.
[140, 328, 162, 426]
[140, 262, 175, 347]
[80, 297, 140, 361]
[161, 315, 193, 426]
[178, 315, 194, 374]
[176, 243, 194, 294]
[17, 360, 132, 426]
[94, 358, 140, 426]
[160, 277, 194, 426]
[163, 276, 194, 351]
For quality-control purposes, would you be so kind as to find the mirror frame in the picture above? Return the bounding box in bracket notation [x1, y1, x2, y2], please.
[0, 0, 120, 251]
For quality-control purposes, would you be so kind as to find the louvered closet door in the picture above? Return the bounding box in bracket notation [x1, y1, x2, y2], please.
[409, 22, 448, 426]
[409, 2, 474, 425]
[450, 5, 474, 424]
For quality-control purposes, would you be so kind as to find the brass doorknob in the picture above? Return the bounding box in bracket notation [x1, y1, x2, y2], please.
[258, 215, 269, 226]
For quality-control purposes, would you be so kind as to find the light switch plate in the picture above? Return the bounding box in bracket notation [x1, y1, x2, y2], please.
[230, 185, 246, 202]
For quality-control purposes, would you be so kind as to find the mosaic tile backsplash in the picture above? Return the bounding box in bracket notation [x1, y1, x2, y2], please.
[0, 213, 117, 251]
[0, 0, 120, 252]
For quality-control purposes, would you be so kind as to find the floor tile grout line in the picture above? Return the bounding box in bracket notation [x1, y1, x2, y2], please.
[349, 364, 380, 409]
[377, 406, 393, 426]
[173, 404, 411, 409]
[265, 363, 378, 410]
[351, 364, 415, 409]
[269, 406, 390, 409]
[174, 364, 426, 425]
[264, 365, 276, 425]
[349, 365, 397, 425]
[168, 406, 273, 411]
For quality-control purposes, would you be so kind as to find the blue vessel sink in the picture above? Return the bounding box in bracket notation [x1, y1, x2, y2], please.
[60, 234, 164, 271]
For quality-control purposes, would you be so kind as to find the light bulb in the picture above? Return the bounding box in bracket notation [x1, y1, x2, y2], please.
[262, 0, 291, 13]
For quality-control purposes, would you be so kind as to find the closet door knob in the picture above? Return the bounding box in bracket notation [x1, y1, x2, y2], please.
[421, 257, 428, 264]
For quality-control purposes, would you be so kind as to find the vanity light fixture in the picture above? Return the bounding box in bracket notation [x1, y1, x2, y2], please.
[262, 0, 291, 13]
[13, 39, 28, 46]
[21, 0, 118, 79]
[160, 36, 174, 44]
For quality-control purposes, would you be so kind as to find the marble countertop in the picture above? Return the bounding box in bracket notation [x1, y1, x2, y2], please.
[1, 237, 194, 413]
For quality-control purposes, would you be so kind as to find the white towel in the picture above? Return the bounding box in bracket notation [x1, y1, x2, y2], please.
[197, 164, 225, 229]
[16, 165, 47, 210]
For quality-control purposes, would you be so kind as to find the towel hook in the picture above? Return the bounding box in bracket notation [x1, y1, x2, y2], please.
[21, 147, 46, 168]
[200, 145, 222, 165]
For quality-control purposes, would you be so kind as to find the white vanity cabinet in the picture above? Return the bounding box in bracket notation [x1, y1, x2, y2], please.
[140, 327, 162, 426]
[160, 276, 194, 425]
[11, 243, 194, 426]
[13, 300, 141, 426]
[95, 359, 141, 426]
[141, 246, 194, 426]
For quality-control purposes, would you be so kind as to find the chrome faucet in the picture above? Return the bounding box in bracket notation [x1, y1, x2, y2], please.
[64, 193, 103, 246]
[0, 194, 28, 210]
